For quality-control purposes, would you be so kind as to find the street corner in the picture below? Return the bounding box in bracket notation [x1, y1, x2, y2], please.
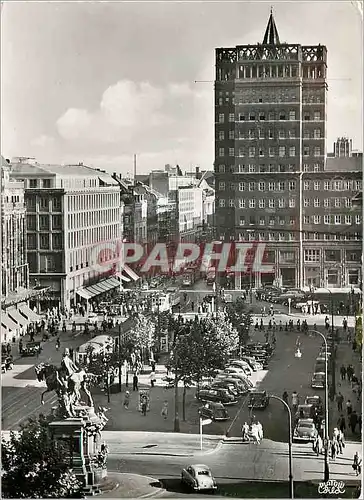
[96, 473, 164, 498]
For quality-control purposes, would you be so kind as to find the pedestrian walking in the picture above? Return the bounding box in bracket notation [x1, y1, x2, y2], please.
[330, 438, 339, 460]
[336, 392, 344, 412]
[349, 410, 358, 434]
[133, 373, 139, 391]
[123, 391, 130, 410]
[150, 370, 156, 388]
[151, 360, 156, 372]
[256, 421, 263, 441]
[166, 363, 171, 376]
[313, 435, 323, 456]
[282, 390, 288, 404]
[346, 399, 353, 416]
[55, 337, 60, 351]
[161, 400, 168, 419]
[340, 365, 347, 380]
[337, 414, 346, 433]
[241, 422, 249, 441]
[347, 364, 354, 382]
[292, 391, 299, 412]
[337, 430, 345, 454]
[141, 395, 148, 416]
[352, 452, 362, 476]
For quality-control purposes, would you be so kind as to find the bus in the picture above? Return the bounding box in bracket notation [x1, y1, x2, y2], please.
[182, 269, 195, 287]
[76, 335, 114, 364]
[166, 286, 181, 307]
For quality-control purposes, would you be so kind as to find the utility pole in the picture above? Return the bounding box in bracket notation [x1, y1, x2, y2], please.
[118, 324, 123, 392]
[174, 345, 180, 432]
[330, 291, 336, 400]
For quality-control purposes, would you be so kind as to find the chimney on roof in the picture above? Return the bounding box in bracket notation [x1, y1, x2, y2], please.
[195, 166, 200, 178]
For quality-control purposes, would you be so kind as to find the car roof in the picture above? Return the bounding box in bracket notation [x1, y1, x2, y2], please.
[190, 464, 210, 471]
[313, 371, 325, 376]
[250, 390, 266, 395]
[298, 404, 313, 409]
[306, 395, 321, 400]
[297, 418, 314, 424]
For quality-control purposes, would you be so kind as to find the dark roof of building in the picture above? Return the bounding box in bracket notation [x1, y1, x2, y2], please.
[262, 9, 280, 45]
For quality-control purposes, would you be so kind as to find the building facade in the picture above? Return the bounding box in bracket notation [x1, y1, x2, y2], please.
[10, 159, 122, 310]
[1, 157, 28, 298]
[214, 11, 362, 289]
[178, 185, 204, 243]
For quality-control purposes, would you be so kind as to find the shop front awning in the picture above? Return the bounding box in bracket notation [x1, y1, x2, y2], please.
[18, 304, 41, 322]
[1, 312, 19, 332]
[76, 277, 121, 300]
[7, 307, 29, 328]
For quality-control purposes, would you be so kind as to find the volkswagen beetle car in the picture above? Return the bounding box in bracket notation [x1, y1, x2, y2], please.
[293, 418, 318, 442]
[181, 464, 217, 491]
[311, 371, 326, 389]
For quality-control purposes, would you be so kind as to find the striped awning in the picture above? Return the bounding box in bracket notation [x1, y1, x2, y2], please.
[76, 277, 121, 300]
[7, 307, 29, 328]
[1, 313, 19, 332]
[18, 304, 41, 322]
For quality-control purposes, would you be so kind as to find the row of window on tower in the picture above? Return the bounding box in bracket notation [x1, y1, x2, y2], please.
[216, 164, 323, 174]
[217, 111, 322, 123]
[217, 179, 362, 193]
[303, 214, 361, 225]
[218, 145, 322, 158]
[218, 197, 358, 213]
[217, 129, 322, 140]
[216, 88, 324, 105]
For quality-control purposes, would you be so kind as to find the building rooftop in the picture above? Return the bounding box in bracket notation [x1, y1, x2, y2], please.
[10, 161, 118, 185]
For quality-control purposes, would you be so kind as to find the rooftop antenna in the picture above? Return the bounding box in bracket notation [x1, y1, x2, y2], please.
[133, 154, 137, 186]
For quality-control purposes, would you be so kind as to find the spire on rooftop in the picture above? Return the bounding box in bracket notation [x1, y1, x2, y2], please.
[262, 8, 280, 45]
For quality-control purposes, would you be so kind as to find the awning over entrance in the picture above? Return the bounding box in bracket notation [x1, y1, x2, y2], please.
[76, 277, 121, 300]
[1, 312, 19, 332]
[18, 304, 41, 322]
[7, 307, 29, 328]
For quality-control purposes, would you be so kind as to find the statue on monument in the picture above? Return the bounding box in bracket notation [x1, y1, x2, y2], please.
[35, 348, 94, 418]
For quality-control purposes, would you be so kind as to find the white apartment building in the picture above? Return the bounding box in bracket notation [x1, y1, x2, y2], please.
[178, 186, 203, 242]
[10, 159, 122, 311]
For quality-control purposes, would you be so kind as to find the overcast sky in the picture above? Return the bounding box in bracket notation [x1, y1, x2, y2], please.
[1, 1, 362, 175]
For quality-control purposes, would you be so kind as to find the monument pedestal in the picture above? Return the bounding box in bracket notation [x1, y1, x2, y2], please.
[49, 406, 107, 495]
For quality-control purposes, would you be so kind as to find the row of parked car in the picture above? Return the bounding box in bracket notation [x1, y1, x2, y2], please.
[256, 286, 329, 313]
[293, 339, 333, 442]
[198, 342, 274, 421]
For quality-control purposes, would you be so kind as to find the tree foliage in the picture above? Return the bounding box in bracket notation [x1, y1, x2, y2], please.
[1, 415, 82, 498]
[129, 314, 156, 351]
[225, 298, 252, 346]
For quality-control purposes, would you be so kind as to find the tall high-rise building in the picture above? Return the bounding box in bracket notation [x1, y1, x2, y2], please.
[214, 11, 358, 289]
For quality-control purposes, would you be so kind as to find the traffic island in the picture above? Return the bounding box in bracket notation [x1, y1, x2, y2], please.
[95, 473, 164, 498]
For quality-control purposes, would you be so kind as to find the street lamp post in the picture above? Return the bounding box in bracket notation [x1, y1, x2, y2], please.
[309, 329, 330, 483]
[118, 324, 123, 392]
[270, 395, 294, 499]
[321, 287, 336, 399]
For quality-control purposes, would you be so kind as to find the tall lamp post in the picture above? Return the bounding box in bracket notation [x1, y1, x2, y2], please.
[270, 395, 294, 499]
[321, 287, 336, 399]
[308, 329, 330, 483]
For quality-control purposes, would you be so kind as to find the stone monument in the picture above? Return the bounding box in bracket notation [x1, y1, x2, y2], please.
[35, 349, 109, 494]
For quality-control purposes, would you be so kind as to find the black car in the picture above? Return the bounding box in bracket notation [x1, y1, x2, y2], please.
[248, 390, 270, 409]
[198, 388, 237, 406]
[199, 402, 229, 421]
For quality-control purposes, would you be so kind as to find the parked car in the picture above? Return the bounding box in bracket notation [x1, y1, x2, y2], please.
[181, 464, 217, 492]
[248, 390, 269, 409]
[304, 395, 323, 417]
[216, 372, 254, 388]
[198, 402, 229, 421]
[311, 372, 326, 389]
[237, 356, 261, 371]
[215, 377, 248, 395]
[198, 388, 237, 406]
[209, 381, 239, 397]
[295, 404, 315, 423]
[21, 341, 42, 357]
[225, 365, 252, 377]
[228, 361, 252, 376]
[293, 418, 318, 442]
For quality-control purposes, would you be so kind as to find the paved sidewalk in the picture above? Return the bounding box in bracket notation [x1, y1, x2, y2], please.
[330, 341, 362, 439]
[252, 313, 355, 328]
[94, 473, 163, 498]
